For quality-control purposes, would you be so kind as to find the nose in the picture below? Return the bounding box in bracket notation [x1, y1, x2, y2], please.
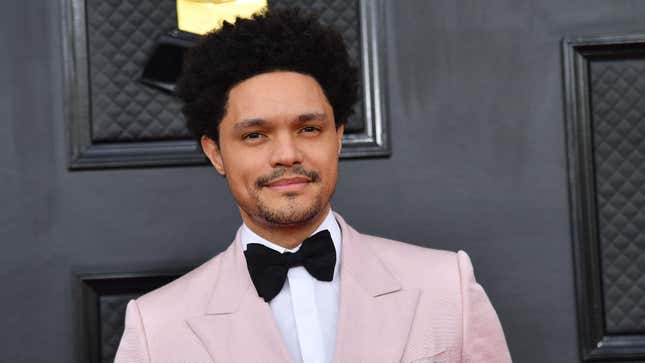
[269, 132, 303, 167]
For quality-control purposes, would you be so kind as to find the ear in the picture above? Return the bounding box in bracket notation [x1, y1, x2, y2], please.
[335, 124, 345, 155]
[201, 135, 226, 176]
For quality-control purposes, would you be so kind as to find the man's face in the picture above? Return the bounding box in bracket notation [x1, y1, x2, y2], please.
[202, 71, 344, 228]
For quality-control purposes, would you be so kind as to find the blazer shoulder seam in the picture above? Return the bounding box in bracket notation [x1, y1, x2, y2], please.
[131, 298, 153, 363]
[456, 251, 466, 362]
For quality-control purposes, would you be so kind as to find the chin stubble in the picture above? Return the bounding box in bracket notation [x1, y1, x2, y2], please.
[255, 193, 323, 226]
[250, 165, 324, 225]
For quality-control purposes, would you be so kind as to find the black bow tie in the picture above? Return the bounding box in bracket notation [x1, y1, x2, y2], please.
[244, 230, 336, 302]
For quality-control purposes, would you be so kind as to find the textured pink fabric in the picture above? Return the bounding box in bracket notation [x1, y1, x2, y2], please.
[458, 251, 512, 363]
[114, 213, 512, 363]
[114, 301, 150, 363]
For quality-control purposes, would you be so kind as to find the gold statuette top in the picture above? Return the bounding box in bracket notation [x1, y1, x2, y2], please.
[177, 0, 268, 35]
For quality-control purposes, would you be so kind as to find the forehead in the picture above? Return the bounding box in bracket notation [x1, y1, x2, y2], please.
[224, 71, 332, 122]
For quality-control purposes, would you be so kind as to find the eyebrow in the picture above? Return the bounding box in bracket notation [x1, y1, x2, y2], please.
[233, 118, 266, 132]
[297, 112, 327, 123]
[233, 113, 328, 132]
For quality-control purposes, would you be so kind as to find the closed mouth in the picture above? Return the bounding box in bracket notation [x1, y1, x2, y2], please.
[264, 176, 311, 187]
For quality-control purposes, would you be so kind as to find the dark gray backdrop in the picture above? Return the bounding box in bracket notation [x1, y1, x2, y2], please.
[3, 1, 645, 362]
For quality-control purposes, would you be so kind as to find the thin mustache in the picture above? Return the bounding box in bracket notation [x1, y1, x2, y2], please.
[255, 166, 320, 188]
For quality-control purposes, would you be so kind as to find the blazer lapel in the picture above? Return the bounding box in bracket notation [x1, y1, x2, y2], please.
[332, 214, 421, 363]
[186, 229, 294, 363]
[185, 214, 421, 363]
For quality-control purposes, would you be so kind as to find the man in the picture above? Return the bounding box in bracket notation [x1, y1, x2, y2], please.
[115, 8, 511, 363]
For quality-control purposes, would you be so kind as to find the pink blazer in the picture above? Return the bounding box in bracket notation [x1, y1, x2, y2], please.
[115, 213, 512, 362]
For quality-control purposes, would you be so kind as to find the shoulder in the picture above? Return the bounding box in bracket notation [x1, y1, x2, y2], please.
[133, 245, 229, 318]
[357, 232, 471, 292]
[361, 232, 457, 265]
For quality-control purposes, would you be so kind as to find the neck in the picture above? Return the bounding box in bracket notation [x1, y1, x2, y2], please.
[240, 204, 331, 249]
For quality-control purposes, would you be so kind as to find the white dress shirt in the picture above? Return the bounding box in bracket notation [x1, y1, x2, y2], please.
[241, 210, 342, 363]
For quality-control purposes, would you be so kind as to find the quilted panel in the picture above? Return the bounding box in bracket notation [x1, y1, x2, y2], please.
[86, 0, 364, 142]
[100, 294, 138, 363]
[590, 58, 645, 334]
[86, 0, 190, 142]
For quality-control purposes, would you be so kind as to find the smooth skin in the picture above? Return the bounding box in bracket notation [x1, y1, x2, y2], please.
[201, 71, 344, 249]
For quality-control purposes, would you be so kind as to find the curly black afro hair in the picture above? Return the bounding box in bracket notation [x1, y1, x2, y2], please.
[176, 7, 359, 144]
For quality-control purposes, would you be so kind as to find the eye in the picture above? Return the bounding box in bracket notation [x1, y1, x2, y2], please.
[242, 132, 265, 141]
[300, 126, 321, 134]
